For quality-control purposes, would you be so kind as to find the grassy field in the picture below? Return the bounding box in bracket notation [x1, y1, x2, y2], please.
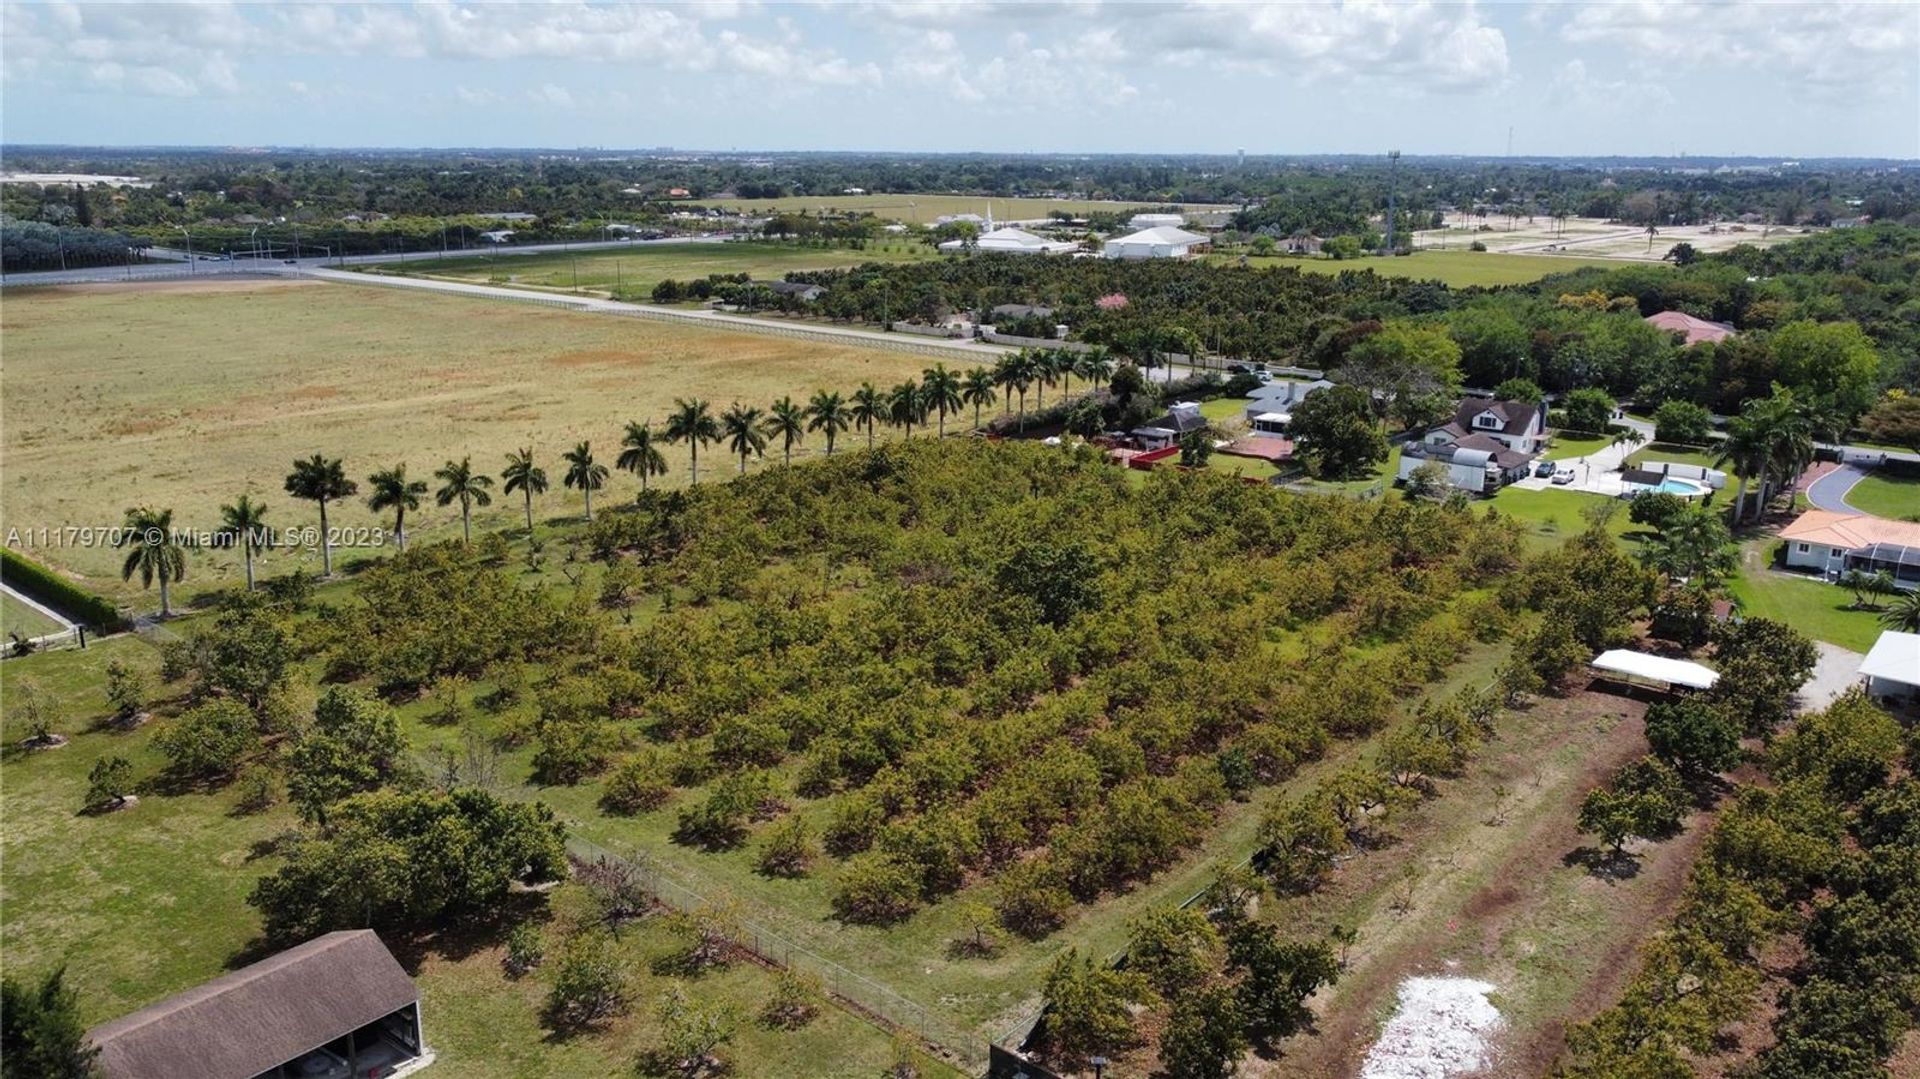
[1206, 249, 1625, 288]
[698, 193, 1230, 223]
[366, 240, 937, 295]
[1728, 543, 1885, 652]
[1, 279, 934, 599]
[1, 592, 66, 639]
[1627, 443, 1721, 471]
[0, 634, 957, 1078]
[1842, 472, 1920, 520]
[1542, 432, 1611, 461]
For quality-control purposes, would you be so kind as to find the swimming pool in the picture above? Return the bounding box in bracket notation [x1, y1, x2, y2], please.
[1655, 478, 1709, 497]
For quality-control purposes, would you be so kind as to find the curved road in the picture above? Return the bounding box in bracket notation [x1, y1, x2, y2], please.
[1805, 464, 1868, 514]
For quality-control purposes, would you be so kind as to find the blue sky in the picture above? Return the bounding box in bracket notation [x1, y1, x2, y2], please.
[3, 2, 1916, 158]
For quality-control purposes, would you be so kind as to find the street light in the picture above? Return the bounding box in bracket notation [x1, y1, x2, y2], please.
[1090, 1055, 1109, 1079]
[176, 224, 195, 274]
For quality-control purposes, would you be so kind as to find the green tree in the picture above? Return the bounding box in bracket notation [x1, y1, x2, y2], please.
[762, 395, 807, 465]
[1562, 387, 1616, 434]
[153, 698, 259, 783]
[83, 755, 134, 813]
[1, 966, 100, 1079]
[218, 494, 270, 591]
[650, 984, 736, 1077]
[500, 447, 548, 534]
[1638, 507, 1736, 586]
[804, 389, 851, 455]
[887, 380, 924, 439]
[1337, 322, 1463, 426]
[664, 397, 720, 483]
[1290, 384, 1388, 479]
[850, 381, 885, 448]
[921, 363, 963, 437]
[1493, 376, 1545, 403]
[365, 465, 427, 551]
[997, 539, 1101, 627]
[544, 929, 630, 1032]
[1645, 698, 1743, 777]
[1227, 923, 1340, 1041]
[115, 506, 186, 617]
[1178, 428, 1215, 468]
[720, 403, 768, 474]
[1769, 319, 1883, 426]
[561, 441, 609, 521]
[755, 814, 817, 878]
[1159, 983, 1247, 1079]
[285, 454, 358, 577]
[1125, 907, 1222, 997]
[432, 456, 494, 544]
[1859, 392, 1920, 453]
[285, 687, 412, 824]
[960, 368, 998, 432]
[1653, 400, 1714, 445]
[1579, 756, 1688, 856]
[617, 421, 668, 493]
[1039, 948, 1147, 1067]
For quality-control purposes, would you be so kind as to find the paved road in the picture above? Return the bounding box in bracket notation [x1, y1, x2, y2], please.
[0, 234, 734, 288]
[1799, 641, 1867, 714]
[1805, 464, 1869, 514]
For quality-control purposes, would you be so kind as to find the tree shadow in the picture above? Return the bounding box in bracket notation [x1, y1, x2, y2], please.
[1563, 845, 1643, 881]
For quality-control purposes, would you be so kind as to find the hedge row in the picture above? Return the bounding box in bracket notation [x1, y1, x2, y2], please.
[0, 549, 125, 632]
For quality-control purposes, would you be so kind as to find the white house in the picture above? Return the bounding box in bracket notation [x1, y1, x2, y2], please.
[1103, 226, 1211, 260]
[1423, 399, 1547, 456]
[1128, 213, 1187, 230]
[1778, 510, 1920, 589]
[1859, 630, 1920, 704]
[1397, 437, 1536, 495]
[1242, 379, 1332, 430]
[939, 226, 1079, 255]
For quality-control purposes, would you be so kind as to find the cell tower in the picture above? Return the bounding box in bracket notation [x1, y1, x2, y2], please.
[1385, 149, 1401, 254]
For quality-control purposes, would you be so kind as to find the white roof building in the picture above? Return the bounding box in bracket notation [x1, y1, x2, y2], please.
[1103, 225, 1211, 260]
[1129, 213, 1187, 230]
[1859, 630, 1920, 702]
[939, 226, 1079, 255]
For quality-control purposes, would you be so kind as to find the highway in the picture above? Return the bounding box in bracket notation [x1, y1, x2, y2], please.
[0, 233, 733, 287]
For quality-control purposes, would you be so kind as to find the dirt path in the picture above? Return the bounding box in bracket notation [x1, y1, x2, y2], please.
[1247, 679, 1709, 1078]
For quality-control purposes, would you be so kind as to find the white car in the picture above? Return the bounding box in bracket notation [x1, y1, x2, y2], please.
[1550, 468, 1576, 485]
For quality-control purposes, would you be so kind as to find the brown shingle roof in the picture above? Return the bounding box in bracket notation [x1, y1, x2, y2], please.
[1644, 310, 1734, 346]
[1448, 399, 1541, 438]
[89, 931, 418, 1079]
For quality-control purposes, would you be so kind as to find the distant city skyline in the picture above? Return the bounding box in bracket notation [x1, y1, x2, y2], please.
[3, 2, 1916, 160]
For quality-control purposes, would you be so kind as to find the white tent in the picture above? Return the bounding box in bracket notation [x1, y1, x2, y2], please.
[1859, 630, 1920, 699]
[939, 227, 1079, 255]
[1590, 649, 1719, 690]
[1103, 225, 1210, 260]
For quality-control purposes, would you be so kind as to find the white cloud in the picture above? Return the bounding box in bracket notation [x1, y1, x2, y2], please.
[1156, 0, 1511, 93]
[1557, 2, 1919, 97]
[1549, 58, 1674, 112]
[527, 83, 574, 108]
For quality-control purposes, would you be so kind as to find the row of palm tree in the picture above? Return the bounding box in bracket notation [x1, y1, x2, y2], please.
[114, 351, 1134, 614]
[1712, 388, 1828, 525]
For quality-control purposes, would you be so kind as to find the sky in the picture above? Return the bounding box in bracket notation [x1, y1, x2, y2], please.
[2, 1, 1917, 159]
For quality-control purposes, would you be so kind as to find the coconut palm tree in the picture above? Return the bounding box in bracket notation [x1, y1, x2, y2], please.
[664, 397, 720, 484]
[851, 382, 885, 449]
[219, 494, 269, 590]
[1031, 349, 1063, 411]
[1076, 347, 1115, 397]
[720, 403, 768, 473]
[764, 395, 807, 465]
[617, 421, 668, 495]
[561, 441, 609, 521]
[501, 448, 548, 535]
[961, 367, 998, 432]
[1001, 351, 1036, 431]
[366, 465, 428, 551]
[284, 454, 357, 577]
[1713, 416, 1770, 526]
[116, 506, 187, 617]
[1637, 509, 1736, 586]
[921, 364, 963, 438]
[888, 380, 924, 439]
[806, 389, 851, 455]
[433, 457, 494, 544]
[1881, 590, 1920, 633]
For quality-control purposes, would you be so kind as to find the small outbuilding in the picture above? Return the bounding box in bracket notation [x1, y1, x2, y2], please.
[1590, 649, 1719, 691]
[1103, 225, 1210, 260]
[88, 930, 431, 1079]
[1859, 630, 1920, 705]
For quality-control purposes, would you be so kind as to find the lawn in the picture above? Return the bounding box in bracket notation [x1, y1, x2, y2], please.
[1542, 433, 1611, 461]
[1626, 442, 1721, 471]
[1205, 249, 1626, 288]
[0, 636, 956, 1078]
[1, 592, 66, 639]
[0, 279, 933, 599]
[1727, 547, 1886, 652]
[695, 194, 1232, 224]
[1485, 485, 1639, 550]
[1842, 472, 1920, 520]
[366, 239, 937, 296]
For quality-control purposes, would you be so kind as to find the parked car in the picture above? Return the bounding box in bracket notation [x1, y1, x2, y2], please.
[291, 1048, 348, 1078]
[1551, 468, 1575, 485]
[1534, 460, 1555, 478]
[1226, 363, 1251, 375]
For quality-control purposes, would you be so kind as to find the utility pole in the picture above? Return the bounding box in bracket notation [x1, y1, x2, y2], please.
[1384, 149, 1401, 255]
[177, 224, 194, 274]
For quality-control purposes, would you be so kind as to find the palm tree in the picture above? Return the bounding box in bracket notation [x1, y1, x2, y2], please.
[720, 403, 768, 473]
[888, 380, 924, 439]
[1031, 349, 1062, 411]
[1880, 590, 1920, 633]
[764, 395, 807, 464]
[1001, 351, 1036, 431]
[366, 465, 428, 550]
[851, 382, 885, 449]
[1713, 416, 1769, 526]
[664, 397, 720, 484]
[562, 441, 609, 521]
[116, 506, 187, 617]
[433, 456, 494, 543]
[219, 494, 269, 590]
[806, 389, 851, 455]
[961, 367, 997, 432]
[617, 421, 668, 494]
[921, 364, 963, 438]
[1610, 427, 1646, 454]
[1638, 510, 1736, 586]
[1076, 347, 1115, 397]
[284, 454, 357, 577]
[501, 448, 548, 534]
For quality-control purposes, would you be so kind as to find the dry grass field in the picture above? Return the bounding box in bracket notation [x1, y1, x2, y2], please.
[370, 239, 939, 295]
[1413, 212, 1817, 262]
[1, 279, 930, 598]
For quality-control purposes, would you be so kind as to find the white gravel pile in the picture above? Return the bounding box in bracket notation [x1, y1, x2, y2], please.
[1359, 976, 1504, 1079]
